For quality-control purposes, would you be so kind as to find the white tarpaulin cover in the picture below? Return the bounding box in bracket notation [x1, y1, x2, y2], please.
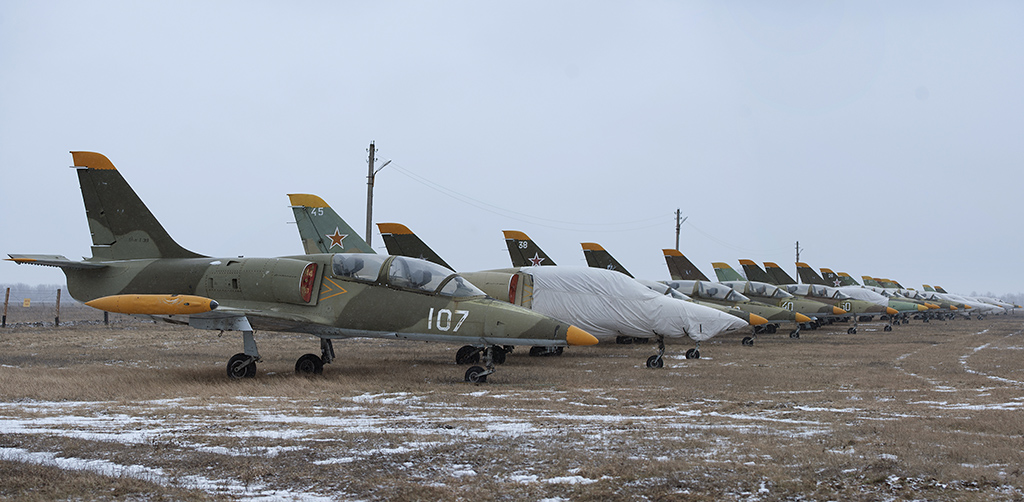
[522, 266, 749, 342]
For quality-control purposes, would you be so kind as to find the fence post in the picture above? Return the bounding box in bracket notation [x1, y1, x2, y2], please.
[2, 288, 9, 327]
[104, 311, 109, 325]
[55, 289, 61, 327]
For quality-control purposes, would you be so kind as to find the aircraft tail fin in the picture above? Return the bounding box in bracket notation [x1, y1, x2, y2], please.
[739, 259, 775, 284]
[711, 262, 745, 282]
[764, 262, 796, 285]
[377, 223, 454, 270]
[287, 194, 373, 255]
[662, 249, 709, 281]
[503, 230, 555, 267]
[72, 152, 205, 260]
[796, 262, 828, 286]
[862, 276, 883, 287]
[836, 272, 860, 286]
[580, 243, 633, 277]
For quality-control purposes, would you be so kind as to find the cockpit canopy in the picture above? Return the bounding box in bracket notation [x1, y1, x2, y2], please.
[331, 254, 485, 298]
[785, 284, 850, 300]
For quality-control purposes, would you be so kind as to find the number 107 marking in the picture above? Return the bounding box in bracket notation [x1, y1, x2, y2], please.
[428, 308, 469, 332]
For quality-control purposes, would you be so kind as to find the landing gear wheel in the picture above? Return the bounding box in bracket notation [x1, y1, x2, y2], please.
[789, 331, 800, 339]
[492, 346, 507, 365]
[295, 353, 324, 375]
[465, 365, 487, 383]
[847, 327, 857, 334]
[456, 345, 480, 364]
[646, 355, 664, 368]
[685, 348, 701, 359]
[742, 336, 754, 346]
[227, 353, 256, 379]
[883, 325, 893, 332]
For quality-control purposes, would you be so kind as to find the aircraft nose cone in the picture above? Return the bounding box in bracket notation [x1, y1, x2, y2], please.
[795, 312, 812, 323]
[566, 325, 599, 346]
[832, 306, 847, 315]
[917, 304, 929, 312]
[886, 307, 898, 315]
[748, 314, 769, 326]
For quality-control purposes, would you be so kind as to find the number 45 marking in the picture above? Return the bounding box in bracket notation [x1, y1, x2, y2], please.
[428, 308, 469, 332]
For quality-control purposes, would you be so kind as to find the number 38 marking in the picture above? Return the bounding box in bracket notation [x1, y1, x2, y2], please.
[428, 308, 469, 332]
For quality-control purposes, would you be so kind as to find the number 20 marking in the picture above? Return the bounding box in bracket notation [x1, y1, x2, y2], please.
[428, 308, 469, 332]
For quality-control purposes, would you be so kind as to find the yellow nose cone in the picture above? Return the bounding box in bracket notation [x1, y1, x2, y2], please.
[748, 314, 769, 326]
[886, 307, 898, 315]
[832, 306, 847, 315]
[965, 305, 973, 309]
[950, 306, 958, 310]
[566, 325, 599, 346]
[795, 312, 812, 323]
[917, 304, 929, 312]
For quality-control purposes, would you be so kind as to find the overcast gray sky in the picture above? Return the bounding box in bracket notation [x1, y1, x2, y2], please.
[2, 1, 1022, 297]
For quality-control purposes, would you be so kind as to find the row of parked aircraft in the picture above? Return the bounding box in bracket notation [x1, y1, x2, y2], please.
[8, 152, 1018, 383]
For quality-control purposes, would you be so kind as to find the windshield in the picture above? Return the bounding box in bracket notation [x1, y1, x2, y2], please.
[437, 275, 486, 298]
[387, 256, 452, 293]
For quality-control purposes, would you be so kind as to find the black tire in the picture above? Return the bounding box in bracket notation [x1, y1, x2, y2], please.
[646, 355, 664, 368]
[529, 346, 546, 357]
[295, 353, 324, 375]
[456, 345, 480, 365]
[465, 366, 487, 383]
[742, 336, 754, 346]
[789, 331, 800, 339]
[227, 353, 256, 379]
[685, 348, 700, 359]
[883, 325, 892, 332]
[492, 347, 507, 365]
[847, 328, 857, 334]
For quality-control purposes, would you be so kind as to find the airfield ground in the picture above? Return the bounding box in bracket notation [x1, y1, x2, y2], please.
[1, 306, 1023, 501]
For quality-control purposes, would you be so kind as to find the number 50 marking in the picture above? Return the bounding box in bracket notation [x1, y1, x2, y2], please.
[428, 308, 469, 332]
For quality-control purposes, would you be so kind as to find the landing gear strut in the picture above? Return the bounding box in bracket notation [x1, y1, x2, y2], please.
[227, 330, 261, 379]
[465, 346, 500, 383]
[646, 336, 666, 368]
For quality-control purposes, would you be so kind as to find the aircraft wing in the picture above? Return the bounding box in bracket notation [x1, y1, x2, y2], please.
[7, 254, 108, 270]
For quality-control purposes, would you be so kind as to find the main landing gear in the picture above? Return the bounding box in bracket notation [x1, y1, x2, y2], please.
[457, 345, 512, 365]
[295, 338, 336, 375]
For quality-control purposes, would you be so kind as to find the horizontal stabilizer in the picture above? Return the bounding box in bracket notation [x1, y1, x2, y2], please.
[6, 254, 107, 270]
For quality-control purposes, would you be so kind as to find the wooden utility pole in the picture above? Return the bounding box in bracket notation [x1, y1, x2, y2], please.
[795, 241, 802, 284]
[366, 141, 376, 247]
[674, 210, 687, 251]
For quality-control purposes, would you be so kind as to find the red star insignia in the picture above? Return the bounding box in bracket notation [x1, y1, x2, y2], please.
[326, 228, 347, 249]
[529, 253, 545, 266]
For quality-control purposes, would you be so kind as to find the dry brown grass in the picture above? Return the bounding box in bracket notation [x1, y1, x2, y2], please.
[1, 314, 1024, 500]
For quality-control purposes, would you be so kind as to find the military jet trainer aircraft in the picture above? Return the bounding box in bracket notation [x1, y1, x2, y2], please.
[7, 152, 597, 383]
[580, 243, 810, 347]
[287, 198, 747, 367]
[663, 253, 843, 333]
[579, 242, 775, 332]
[748, 262, 897, 333]
[796, 262, 931, 323]
[394, 227, 750, 365]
